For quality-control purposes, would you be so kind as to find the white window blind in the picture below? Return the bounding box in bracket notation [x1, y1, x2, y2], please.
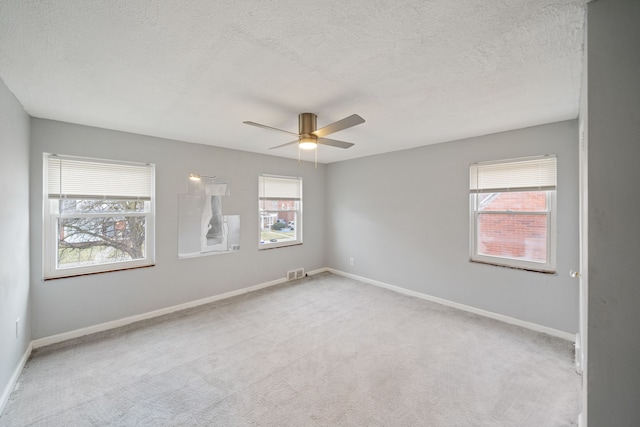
[259, 175, 302, 200]
[46, 155, 153, 200]
[469, 156, 557, 193]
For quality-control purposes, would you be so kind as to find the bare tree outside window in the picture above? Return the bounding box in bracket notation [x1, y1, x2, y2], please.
[57, 199, 147, 268]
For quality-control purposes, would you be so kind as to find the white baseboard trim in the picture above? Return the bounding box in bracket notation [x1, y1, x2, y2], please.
[32, 275, 297, 349]
[306, 267, 329, 276]
[328, 268, 575, 342]
[31, 269, 331, 349]
[0, 342, 32, 416]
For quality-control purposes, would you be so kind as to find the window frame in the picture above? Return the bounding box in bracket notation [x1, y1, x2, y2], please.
[43, 154, 155, 279]
[258, 174, 302, 250]
[469, 156, 557, 273]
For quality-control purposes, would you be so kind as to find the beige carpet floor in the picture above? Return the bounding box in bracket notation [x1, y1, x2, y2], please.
[1, 272, 581, 426]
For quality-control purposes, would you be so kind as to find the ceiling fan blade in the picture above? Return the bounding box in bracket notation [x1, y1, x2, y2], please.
[243, 121, 299, 136]
[269, 140, 299, 149]
[318, 138, 355, 149]
[312, 114, 365, 138]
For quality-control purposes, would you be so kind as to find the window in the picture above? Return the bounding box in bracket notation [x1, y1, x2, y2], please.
[44, 154, 155, 279]
[259, 175, 302, 249]
[470, 156, 556, 273]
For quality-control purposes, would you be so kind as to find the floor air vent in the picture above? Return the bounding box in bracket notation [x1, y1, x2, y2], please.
[287, 268, 305, 281]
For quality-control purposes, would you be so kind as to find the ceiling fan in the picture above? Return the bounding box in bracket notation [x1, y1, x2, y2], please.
[243, 112, 365, 151]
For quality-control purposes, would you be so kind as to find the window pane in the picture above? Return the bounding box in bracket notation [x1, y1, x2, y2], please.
[60, 199, 146, 214]
[57, 216, 146, 269]
[258, 174, 302, 249]
[259, 199, 300, 211]
[478, 191, 547, 212]
[44, 154, 155, 278]
[477, 213, 547, 263]
[260, 212, 297, 245]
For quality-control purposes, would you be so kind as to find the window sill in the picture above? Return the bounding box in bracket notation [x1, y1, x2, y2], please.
[470, 259, 556, 275]
[258, 242, 303, 251]
[44, 263, 155, 281]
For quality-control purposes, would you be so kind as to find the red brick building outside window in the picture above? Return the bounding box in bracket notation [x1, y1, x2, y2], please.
[476, 191, 548, 263]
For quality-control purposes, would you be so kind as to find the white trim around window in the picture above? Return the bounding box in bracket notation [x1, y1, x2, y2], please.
[469, 155, 557, 273]
[259, 174, 302, 250]
[43, 154, 155, 279]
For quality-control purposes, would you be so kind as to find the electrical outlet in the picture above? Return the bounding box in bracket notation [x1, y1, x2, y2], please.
[16, 317, 20, 338]
[349, 257, 354, 266]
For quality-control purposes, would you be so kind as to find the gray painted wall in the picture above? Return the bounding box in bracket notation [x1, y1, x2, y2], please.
[29, 119, 326, 339]
[326, 121, 580, 333]
[0, 78, 31, 405]
[587, 0, 640, 424]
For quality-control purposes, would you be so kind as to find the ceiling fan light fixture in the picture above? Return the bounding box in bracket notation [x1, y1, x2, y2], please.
[244, 112, 364, 157]
[299, 137, 317, 150]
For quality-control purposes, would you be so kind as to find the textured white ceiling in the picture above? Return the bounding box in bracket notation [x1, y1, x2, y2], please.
[0, 0, 586, 163]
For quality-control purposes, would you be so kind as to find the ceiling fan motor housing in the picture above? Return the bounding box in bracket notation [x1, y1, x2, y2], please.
[299, 113, 317, 138]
